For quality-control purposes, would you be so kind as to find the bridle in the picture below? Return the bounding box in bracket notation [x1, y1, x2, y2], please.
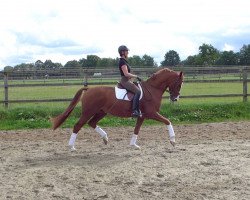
[167, 77, 183, 99]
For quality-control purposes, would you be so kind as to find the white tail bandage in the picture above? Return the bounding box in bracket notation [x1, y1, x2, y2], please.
[167, 124, 175, 142]
[95, 126, 107, 138]
[69, 133, 77, 146]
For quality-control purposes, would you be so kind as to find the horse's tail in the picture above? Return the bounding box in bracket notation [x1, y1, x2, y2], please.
[51, 87, 86, 130]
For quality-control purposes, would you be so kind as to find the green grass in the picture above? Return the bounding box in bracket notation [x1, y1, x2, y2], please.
[0, 102, 249, 130]
[1, 85, 83, 100]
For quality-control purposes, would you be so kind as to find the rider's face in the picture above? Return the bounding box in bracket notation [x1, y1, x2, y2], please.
[124, 50, 129, 58]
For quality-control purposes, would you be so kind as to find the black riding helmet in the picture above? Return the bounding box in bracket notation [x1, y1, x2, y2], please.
[118, 45, 129, 55]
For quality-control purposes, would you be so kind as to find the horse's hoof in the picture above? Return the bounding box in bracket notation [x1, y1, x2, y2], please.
[102, 136, 108, 145]
[130, 144, 141, 150]
[69, 145, 76, 151]
[170, 141, 176, 147]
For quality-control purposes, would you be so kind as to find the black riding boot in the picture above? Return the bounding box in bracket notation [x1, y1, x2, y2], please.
[132, 93, 141, 118]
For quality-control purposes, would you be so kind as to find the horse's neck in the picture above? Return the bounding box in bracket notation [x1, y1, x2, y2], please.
[143, 69, 178, 101]
[146, 75, 172, 94]
[143, 80, 167, 100]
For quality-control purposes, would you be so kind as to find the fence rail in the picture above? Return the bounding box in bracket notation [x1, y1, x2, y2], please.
[1, 66, 249, 108]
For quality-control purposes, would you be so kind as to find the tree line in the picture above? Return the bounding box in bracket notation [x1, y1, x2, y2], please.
[3, 43, 250, 72]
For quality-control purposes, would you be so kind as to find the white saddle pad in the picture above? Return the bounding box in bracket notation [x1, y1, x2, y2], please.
[115, 84, 143, 101]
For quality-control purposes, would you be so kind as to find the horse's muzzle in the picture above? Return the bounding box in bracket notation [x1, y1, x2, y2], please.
[170, 95, 179, 102]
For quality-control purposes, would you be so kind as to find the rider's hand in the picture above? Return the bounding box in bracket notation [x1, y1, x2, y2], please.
[136, 76, 142, 82]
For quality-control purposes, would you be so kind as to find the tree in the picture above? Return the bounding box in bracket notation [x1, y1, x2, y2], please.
[14, 63, 34, 71]
[215, 51, 238, 65]
[183, 54, 204, 66]
[161, 50, 180, 66]
[183, 55, 196, 65]
[34, 60, 44, 69]
[44, 60, 62, 69]
[128, 55, 143, 66]
[86, 55, 100, 68]
[64, 60, 81, 69]
[238, 44, 250, 65]
[97, 58, 116, 68]
[79, 58, 88, 67]
[54, 62, 63, 69]
[142, 54, 157, 67]
[4, 66, 14, 73]
[198, 43, 219, 65]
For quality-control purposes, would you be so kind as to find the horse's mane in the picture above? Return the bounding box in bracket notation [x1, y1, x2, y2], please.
[144, 68, 178, 90]
[147, 68, 174, 81]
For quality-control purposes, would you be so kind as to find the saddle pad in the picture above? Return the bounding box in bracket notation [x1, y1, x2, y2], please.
[115, 84, 143, 101]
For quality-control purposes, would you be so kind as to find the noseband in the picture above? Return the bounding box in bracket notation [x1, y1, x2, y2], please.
[167, 77, 183, 97]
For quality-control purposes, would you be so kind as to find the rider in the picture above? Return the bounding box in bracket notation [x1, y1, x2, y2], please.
[118, 45, 142, 117]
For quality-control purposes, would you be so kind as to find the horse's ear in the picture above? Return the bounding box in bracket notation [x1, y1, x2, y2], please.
[179, 71, 183, 78]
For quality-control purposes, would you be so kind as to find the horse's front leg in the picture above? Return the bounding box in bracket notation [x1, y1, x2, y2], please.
[130, 117, 144, 149]
[151, 112, 176, 147]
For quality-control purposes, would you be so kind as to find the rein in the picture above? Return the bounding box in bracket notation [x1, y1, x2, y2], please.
[141, 81, 153, 101]
[168, 77, 183, 96]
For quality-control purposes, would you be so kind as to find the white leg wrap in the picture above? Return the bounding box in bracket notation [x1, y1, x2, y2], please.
[69, 133, 77, 146]
[95, 126, 107, 138]
[130, 134, 140, 149]
[130, 134, 138, 145]
[167, 124, 175, 142]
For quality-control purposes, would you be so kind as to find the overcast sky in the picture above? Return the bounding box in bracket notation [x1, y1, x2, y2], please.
[1, 0, 250, 69]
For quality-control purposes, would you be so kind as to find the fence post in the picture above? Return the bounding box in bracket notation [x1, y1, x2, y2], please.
[83, 68, 88, 87]
[4, 72, 9, 108]
[243, 67, 248, 102]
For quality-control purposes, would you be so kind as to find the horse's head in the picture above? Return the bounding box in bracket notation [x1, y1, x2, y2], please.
[147, 68, 184, 101]
[168, 71, 184, 102]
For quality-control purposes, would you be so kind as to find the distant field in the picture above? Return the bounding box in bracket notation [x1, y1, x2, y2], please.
[0, 68, 249, 109]
[0, 76, 249, 130]
[0, 81, 247, 105]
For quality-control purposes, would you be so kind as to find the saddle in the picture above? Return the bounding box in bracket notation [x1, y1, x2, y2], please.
[115, 82, 143, 101]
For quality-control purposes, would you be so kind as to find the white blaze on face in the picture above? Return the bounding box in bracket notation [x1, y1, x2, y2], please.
[176, 82, 183, 100]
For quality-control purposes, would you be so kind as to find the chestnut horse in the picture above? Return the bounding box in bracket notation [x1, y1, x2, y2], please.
[51, 68, 184, 150]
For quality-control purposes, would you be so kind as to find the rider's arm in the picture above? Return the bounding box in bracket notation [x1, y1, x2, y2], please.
[121, 65, 138, 79]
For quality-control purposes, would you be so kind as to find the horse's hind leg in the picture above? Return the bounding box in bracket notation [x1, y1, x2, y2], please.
[130, 117, 144, 149]
[88, 111, 108, 145]
[88, 110, 107, 128]
[68, 112, 94, 151]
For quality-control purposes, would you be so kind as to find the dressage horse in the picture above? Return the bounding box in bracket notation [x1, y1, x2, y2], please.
[51, 68, 184, 150]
